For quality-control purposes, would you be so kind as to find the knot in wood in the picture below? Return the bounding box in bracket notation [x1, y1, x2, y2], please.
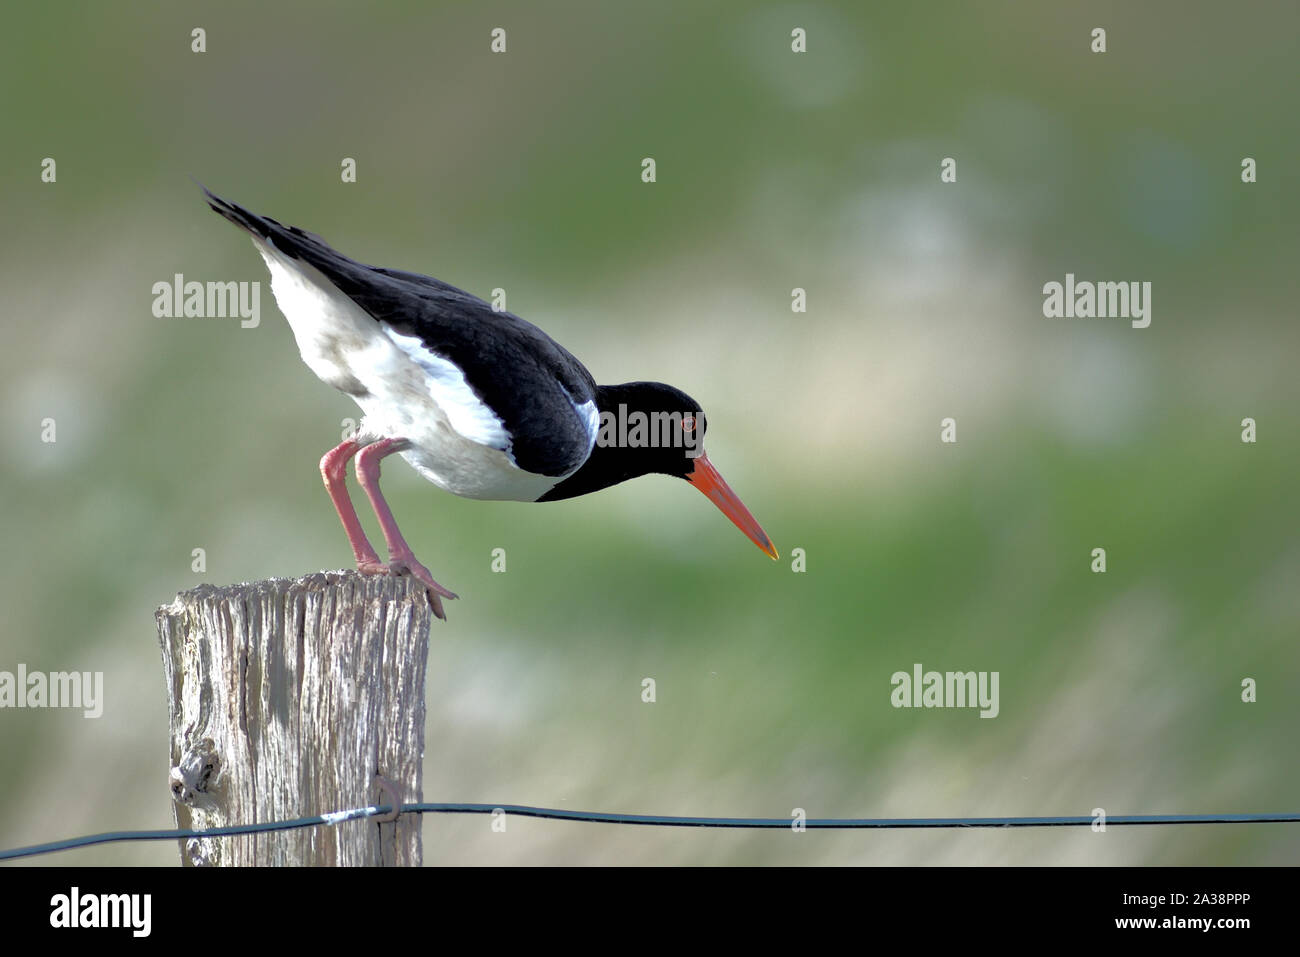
[170, 738, 220, 807]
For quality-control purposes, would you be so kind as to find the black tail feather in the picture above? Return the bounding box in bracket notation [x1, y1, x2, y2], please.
[198, 184, 278, 239]
[198, 184, 339, 265]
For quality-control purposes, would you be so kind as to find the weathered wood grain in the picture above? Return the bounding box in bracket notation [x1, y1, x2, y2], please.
[156, 570, 431, 866]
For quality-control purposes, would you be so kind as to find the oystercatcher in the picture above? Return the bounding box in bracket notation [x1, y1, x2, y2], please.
[203, 188, 776, 619]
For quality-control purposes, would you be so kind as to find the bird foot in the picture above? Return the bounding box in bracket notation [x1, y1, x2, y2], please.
[357, 558, 458, 620]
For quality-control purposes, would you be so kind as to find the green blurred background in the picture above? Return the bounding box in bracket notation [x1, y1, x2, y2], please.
[1, 1, 1296, 865]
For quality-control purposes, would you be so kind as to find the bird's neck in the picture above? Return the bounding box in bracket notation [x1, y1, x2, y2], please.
[536, 384, 695, 502]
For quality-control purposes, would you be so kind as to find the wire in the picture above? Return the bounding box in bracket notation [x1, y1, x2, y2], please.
[3, 805, 1298, 862]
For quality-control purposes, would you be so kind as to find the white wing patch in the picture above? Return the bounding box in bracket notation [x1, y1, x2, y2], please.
[573, 395, 600, 455]
[382, 325, 510, 450]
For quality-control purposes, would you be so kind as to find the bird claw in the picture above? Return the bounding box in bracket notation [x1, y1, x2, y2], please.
[356, 558, 458, 620]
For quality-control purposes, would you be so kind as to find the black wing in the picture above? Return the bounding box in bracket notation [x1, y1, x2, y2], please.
[203, 188, 598, 477]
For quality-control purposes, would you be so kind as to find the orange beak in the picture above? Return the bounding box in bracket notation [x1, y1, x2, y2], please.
[686, 452, 778, 560]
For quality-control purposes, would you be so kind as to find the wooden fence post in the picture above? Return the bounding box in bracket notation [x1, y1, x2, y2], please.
[155, 570, 431, 866]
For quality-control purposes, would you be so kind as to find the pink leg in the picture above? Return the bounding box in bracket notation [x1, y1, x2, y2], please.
[354, 437, 458, 619]
[319, 439, 384, 567]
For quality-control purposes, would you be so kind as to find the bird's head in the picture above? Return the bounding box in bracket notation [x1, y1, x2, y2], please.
[574, 382, 778, 560]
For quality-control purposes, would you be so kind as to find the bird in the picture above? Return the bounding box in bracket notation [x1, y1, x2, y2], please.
[202, 188, 777, 619]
